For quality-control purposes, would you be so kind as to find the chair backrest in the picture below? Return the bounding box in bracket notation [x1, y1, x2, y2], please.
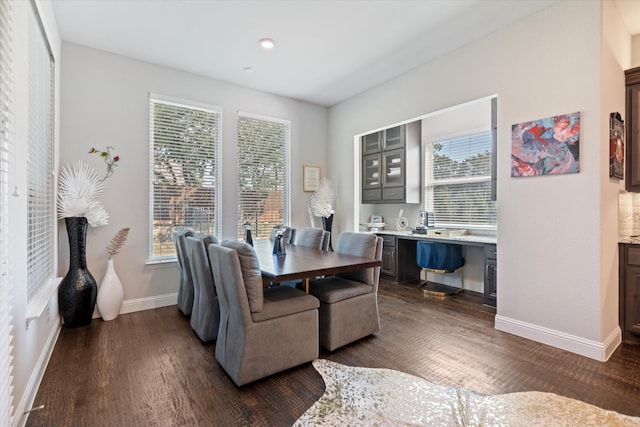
[220, 240, 265, 313]
[208, 243, 255, 368]
[269, 226, 296, 244]
[186, 234, 218, 295]
[416, 241, 464, 271]
[173, 228, 194, 278]
[173, 228, 195, 315]
[295, 227, 327, 250]
[335, 232, 383, 290]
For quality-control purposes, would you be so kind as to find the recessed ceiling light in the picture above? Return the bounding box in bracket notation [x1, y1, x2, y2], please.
[259, 38, 275, 50]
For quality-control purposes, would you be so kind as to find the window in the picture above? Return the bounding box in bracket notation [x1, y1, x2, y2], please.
[236, 113, 290, 240]
[149, 94, 221, 261]
[0, 0, 13, 424]
[26, 1, 55, 303]
[424, 130, 496, 229]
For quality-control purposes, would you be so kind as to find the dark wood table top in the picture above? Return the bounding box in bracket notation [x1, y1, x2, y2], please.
[253, 239, 381, 283]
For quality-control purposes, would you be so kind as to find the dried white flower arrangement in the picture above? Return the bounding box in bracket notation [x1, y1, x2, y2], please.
[309, 178, 335, 218]
[57, 161, 109, 227]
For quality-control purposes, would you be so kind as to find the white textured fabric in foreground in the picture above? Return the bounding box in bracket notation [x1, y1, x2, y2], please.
[294, 359, 640, 426]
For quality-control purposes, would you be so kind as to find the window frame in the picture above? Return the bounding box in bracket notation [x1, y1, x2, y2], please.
[148, 93, 222, 263]
[423, 126, 497, 231]
[26, 0, 56, 305]
[0, 0, 14, 424]
[236, 111, 291, 241]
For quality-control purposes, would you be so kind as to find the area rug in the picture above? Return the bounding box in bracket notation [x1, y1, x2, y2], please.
[294, 359, 640, 426]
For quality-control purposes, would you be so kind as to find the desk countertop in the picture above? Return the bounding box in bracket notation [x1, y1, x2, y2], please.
[375, 230, 497, 245]
[619, 236, 640, 245]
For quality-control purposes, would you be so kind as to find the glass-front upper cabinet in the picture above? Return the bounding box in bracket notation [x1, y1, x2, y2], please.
[362, 154, 382, 189]
[360, 120, 421, 204]
[363, 126, 405, 154]
[362, 131, 383, 155]
[382, 148, 404, 188]
[383, 125, 405, 150]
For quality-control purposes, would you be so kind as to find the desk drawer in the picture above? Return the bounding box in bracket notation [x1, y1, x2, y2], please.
[380, 234, 396, 247]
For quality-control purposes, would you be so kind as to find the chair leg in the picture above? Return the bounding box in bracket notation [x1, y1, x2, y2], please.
[419, 267, 464, 297]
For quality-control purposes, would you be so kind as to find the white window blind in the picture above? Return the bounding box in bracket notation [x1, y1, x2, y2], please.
[0, 0, 14, 424]
[424, 130, 497, 229]
[26, 2, 55, 303]
[236, 113, 290, 240]
[149, 95, 221, 261]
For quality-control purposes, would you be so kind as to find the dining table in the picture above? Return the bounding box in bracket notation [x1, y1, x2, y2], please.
[252, 239, 381, 292]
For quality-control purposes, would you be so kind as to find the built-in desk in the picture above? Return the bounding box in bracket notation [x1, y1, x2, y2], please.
[376, 231, 497, 307]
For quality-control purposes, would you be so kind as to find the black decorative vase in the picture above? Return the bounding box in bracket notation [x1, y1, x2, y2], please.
[58, 217, 97, 328]
[272, 232, 286, 256]
[322, 214, 334, 251]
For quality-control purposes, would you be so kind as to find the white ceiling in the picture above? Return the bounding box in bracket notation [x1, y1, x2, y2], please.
[51, 0, 640, 107]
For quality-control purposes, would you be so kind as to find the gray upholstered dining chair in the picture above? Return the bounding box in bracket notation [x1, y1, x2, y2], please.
[186, 233, 219, 342]
[308, 232, 383, 351]
[268, 225, 296, 245]
[295, 227, 329, 250]
[276, 227, 330, 289]
[208, 240, 319, 386]
[173, 228, 195, 316]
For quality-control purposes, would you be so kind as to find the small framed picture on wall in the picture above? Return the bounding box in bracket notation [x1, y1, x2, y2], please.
[303, 165, 320, 192]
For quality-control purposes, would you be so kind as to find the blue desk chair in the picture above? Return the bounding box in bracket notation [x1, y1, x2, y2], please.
[416, 241, 465, 296]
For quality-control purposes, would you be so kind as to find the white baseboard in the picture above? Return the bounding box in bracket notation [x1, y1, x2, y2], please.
[15, 322, 61, 427]
[495, 314, 622, 362]
[120, 292, 178, 314]
[92, 292, 178, 319]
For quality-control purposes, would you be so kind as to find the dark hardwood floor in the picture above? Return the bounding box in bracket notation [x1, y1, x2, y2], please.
[27, 280, 640, 426]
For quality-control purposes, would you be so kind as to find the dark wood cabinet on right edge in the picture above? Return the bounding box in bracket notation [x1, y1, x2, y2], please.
[625, 66, 640, 191]
[619, 243, 640, 344]
[484, 244, 497, 308]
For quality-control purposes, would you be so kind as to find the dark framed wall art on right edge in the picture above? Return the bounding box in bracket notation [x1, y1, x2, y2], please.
[610, 112, 624, 180]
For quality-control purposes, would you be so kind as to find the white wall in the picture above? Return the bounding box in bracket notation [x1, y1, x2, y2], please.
[59, 43, 328, 307]
[632, 34, 640, 68]
[601, 0, 632, 355]
[11, 1, 62, 425]
[328, 0, 628, 360]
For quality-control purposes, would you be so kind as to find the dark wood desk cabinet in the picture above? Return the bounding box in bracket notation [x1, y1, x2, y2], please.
[619, 243, 640, 343]
[379, 235, 420, 283]
[484, 244, 497, 308]
[379, 233, 497, 308]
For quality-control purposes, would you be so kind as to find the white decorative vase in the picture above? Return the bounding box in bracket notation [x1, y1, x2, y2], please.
[97, 259, 124, 321]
